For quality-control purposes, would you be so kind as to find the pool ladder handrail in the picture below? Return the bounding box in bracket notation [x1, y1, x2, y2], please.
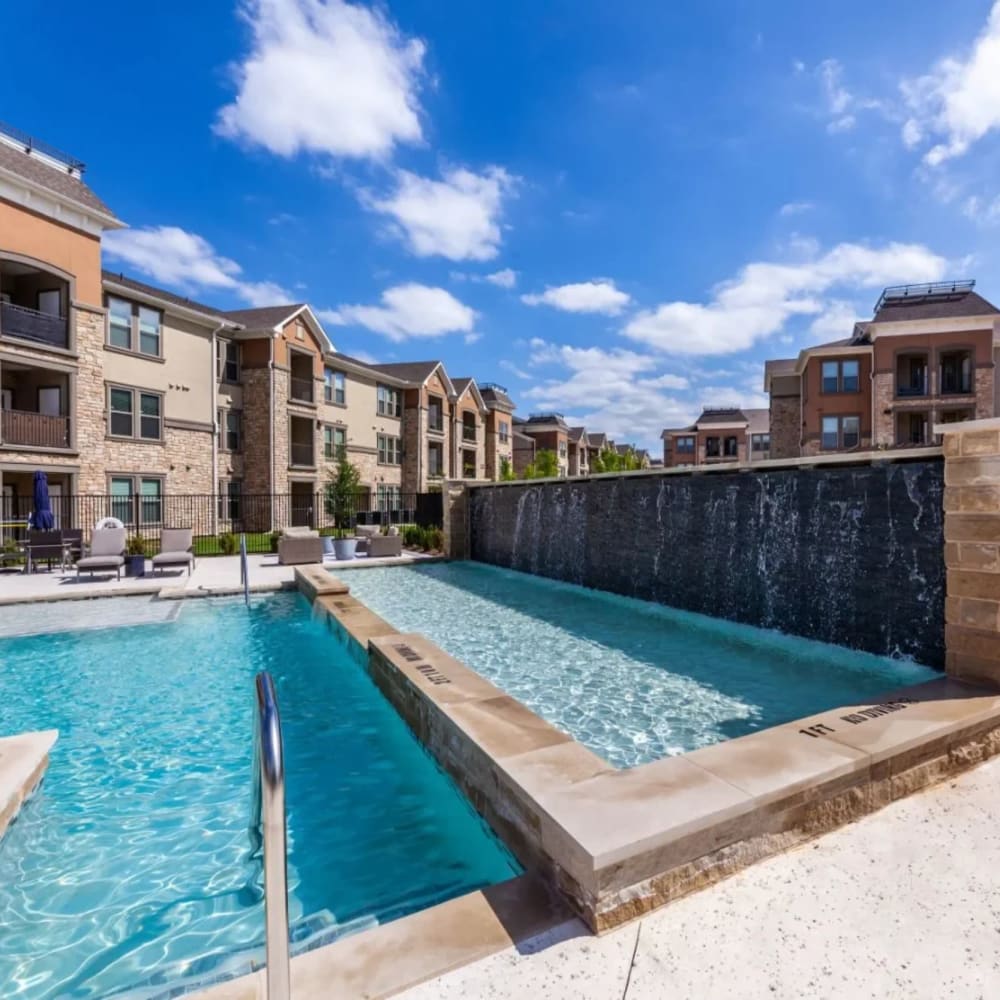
[240, 533, 250, 606]
[251, 672, 291, 999]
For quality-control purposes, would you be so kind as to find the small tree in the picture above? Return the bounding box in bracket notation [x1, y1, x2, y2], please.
[534, 449, 559, 478]
[499, 456, 516, 481]
[522, 462, 538, 479]
[325, 446, 362, 534]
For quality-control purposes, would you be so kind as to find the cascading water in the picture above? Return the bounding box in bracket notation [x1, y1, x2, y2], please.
[468, 460, 946, 666]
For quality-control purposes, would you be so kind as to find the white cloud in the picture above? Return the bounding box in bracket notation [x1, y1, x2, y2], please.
[362, 166, 516, 261]
[464, 331, 482, 345]
[215, 0, 425, 161]
[484, 268, 518, 288]
[779, 201, 814, 216]
[103, 225, 289, 306]
[521, 280, 631, 316]
[623, 240, 948, 356]
[808, 299, 863, 339]
[900, 2, 1000, 166]
[963, 194, 1000, 226]
[522, 340, 695, 447]
[321, 283, 476, 341]
[499, 359, 531, 380]
[809, 58, 887, 134]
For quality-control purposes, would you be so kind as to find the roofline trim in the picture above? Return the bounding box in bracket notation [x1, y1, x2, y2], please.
[102, 276, 240, 328]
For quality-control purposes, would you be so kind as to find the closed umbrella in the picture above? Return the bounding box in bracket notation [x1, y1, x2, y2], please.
[32, 471, 55, 531]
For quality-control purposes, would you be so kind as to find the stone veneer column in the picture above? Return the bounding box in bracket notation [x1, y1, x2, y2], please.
[872, 372, 894, 447]
[441, 480, 468, 558]
[941, 417, 1000, 687]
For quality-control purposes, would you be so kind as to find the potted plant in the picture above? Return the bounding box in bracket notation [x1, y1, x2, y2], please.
[269, 530, 281, 553]
[126, 535, 147, 577]
[319, 526, 336, 556]
[325, 445, 362, 561]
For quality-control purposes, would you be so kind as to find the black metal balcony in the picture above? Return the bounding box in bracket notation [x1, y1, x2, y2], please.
[897, 380, 928, 398]
[0, 302, 69, 349]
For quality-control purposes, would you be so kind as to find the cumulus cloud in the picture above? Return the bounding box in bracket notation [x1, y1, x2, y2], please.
[319, 283, 476, 341]
[361, 166, 516, 261]
[499, 359, 531, 380]
[622, 240, 948, 356]
[900, 2, 1000, 166]
[779, 201, 814, 216]
[451, 267, 518, 288]
[521, 280, 631, 315]
[808, 299, 864, 339]
[215, 0, 425, 161]
[103, 225, 289, 306]
[963, 194, 1000, 227]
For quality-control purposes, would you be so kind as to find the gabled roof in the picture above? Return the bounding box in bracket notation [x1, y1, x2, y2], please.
[223, 304, 308, 330]
[0, 132, 118, 221]
[102, 271, 236, 326]
[696, 407, 747, 424]
[452, 377, 487, 412]
[587, 432, 609, 448]
[369, 360, 457, 397]
[327, 351, 408, 386]
[568, 426, 587, 443]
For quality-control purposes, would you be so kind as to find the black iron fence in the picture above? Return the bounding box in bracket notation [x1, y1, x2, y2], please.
[0, 491, 444, 555]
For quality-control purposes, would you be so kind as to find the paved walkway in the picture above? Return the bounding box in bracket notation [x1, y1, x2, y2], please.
[0, 551, 434, 604]
[399, 755, 1000, 1000]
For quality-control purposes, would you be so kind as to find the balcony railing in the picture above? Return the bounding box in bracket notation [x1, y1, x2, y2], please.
[0, 302, 69, 349]
[428, 413, 444, 433]
[940, 376, 973, 395]
[897, 380, 928, 397]
[462, 425, 477, 442]
[289, 377, 314, 403]
[1, 409, 71, 449]
[289, 442, 314, 467]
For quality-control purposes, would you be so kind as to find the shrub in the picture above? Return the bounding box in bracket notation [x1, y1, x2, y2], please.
[218, 531, 238, 555]
[269, 530, 281, 553]
[126, 535, 147, 556]
[428, 527, 444, 551]
[403, 525, 424, 548]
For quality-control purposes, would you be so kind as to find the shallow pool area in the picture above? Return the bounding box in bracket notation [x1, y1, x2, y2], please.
[0, 593, 518, 1000]
[343, 561, 940, 768]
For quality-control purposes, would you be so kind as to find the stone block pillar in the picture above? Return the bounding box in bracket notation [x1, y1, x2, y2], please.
[442, 480, 469, 559]
[941, 417, 1000, 686]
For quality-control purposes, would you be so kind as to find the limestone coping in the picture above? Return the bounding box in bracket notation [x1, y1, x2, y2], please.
[0, 729, 57, 843]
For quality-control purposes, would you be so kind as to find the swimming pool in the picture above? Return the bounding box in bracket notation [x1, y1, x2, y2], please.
[0, 593, 518, 1000]
[343, 562, 939, 768]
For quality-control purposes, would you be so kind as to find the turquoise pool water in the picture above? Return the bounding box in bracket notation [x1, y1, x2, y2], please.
[0, 594, 518, 1000]
[343, 562, 939, 768]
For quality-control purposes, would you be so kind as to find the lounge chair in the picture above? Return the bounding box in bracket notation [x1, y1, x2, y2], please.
[354, 524, 380, 554]
[278, 526, 323, 565]
[151, 527, 196, 576]
[367, 534, 403, 558]
[76, 527, 127, 580]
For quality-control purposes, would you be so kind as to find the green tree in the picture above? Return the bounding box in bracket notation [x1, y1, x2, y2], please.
[499, 456, 516, 481]
[534, 449, 560, 478]
[521, 462, 538, 479]
[325, 446, 362, 533]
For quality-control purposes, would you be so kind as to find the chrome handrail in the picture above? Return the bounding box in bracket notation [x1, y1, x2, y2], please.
[240, 533, 250, 606]
[251, 672, 291, 999]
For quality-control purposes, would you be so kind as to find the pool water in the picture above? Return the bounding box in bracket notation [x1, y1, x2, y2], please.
[343, 562, 939, 769]
[0, 593, 518, 1000]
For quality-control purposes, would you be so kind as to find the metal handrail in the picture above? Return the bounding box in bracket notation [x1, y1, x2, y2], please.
[239, 533, 250, 606]
[250, 672, 291, 1000]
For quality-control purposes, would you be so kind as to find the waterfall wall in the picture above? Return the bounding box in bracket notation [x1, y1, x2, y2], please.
[468, 459, 945, 666]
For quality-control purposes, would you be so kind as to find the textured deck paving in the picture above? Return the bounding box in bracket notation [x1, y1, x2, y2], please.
[397, 753, 1000, 1000]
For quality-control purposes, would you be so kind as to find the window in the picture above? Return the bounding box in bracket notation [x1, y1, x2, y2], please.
[324, 424, 346, 459]
[219, 480, 242, 521]
[752, 433, 770, 452]
[376, 484, 402, 512]
[674, 436, 695, 453]
[498, 421, 510, 443]
[378, 433, 401, 465]
[138, 307, 160, 356]
[219, 409, 241, 452]
[108, 475, 163, 524]
[217, 340, 240, 382]
[108, 386, 162, 440]
[822, 415, 860, 450]
[724, 436, 738, 457]
[324, 368, 345, 405]
[428, 395, 444, 432]
[105, 298, 162, 357]
[705, 436, 721, 457]
[822, 359, 860, 393]
[377, 384, 401, 417]
[108, 298, 131, 350]
[940, 351, 973, 395]
[428, 441, 444, 477]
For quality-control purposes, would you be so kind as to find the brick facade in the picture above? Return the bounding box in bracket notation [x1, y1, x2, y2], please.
[768, 394, 799, 460]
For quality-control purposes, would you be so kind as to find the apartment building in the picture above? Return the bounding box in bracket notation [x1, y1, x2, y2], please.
[511, 418, 536, 476]
[567, 427, 591, 476]
[0, 124, 516, 528]
[517, 413, 572, 475]
[661, 408, 770, 467]
[480, 382, 515, 479]
[764, 281, 999, 459]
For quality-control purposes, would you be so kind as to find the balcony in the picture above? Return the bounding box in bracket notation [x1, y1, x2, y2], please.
[462, 422, 477, 443]
[289, 376, 314, 404]
[940, 351, 973, 396]
[0, 301, 69, 350]
[290, 441, 314, 467]
[1, 409, 71, 449]
[289, 415, 314, 468]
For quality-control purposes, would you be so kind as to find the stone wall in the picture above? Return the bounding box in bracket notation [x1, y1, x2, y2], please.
[469, 458, 946, 666]
[768, 394, 800, 459]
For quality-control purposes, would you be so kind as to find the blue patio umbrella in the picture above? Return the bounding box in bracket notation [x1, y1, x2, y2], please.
[32, 470, 55, 531]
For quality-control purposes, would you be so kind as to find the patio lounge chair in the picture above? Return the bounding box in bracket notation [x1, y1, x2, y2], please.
[367, 533, 403, 558]
[151, 528, 196, 576]
[76, 527, 127, 580]
[354, 523, 380, 554]
[278, 526, 323, 565]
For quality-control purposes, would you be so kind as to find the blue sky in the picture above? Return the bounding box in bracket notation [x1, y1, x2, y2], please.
[5, 0, 1000, 448]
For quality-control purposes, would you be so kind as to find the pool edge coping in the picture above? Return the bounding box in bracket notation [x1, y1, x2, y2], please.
[0, 729, 57, 845]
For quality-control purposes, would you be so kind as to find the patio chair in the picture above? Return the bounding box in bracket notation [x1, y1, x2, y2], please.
[76, 527, 127, 580]
[24, 530, 63, 572]
[151, 528, 196, 576]
[278, 526, 323, 565]
[354, 523, 380, 555]
[62, 528, 83, 565]
[367, 533, 403, 558]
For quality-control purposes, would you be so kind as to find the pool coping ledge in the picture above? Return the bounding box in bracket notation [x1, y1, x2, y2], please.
[0, 729, 57, 844]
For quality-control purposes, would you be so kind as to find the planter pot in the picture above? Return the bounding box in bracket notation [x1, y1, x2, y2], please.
[126, 554, 145, 577]
[333, 538, 358, 561]
[322, 535, 335, 556]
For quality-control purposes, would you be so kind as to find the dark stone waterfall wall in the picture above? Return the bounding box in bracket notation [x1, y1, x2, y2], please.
[468, 459, 945, 667]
